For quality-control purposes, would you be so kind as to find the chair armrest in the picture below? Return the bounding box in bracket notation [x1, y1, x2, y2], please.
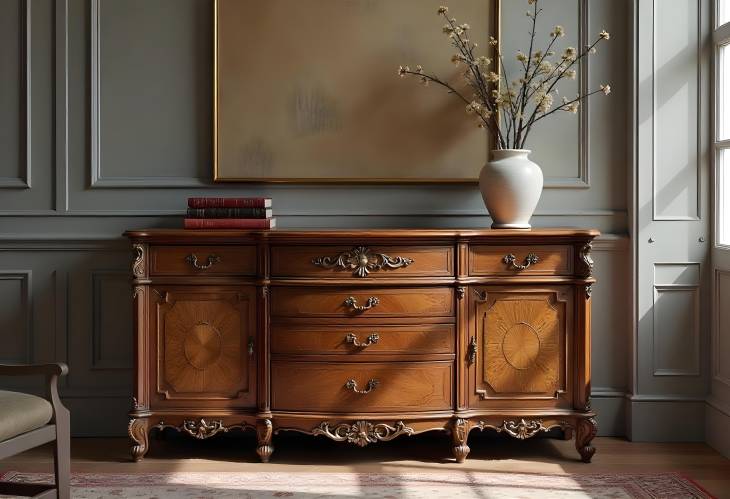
[0, 363, 68, 377]
[0, 363, 70, 426]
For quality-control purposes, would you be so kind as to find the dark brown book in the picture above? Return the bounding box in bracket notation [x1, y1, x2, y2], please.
[186, 207, 272, 219]
[187, 197, 272, 209]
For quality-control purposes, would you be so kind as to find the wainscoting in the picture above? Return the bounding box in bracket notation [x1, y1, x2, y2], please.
[2, 0, 714, 442]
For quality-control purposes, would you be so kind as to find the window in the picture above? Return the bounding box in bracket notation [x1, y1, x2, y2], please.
[720, 0, 730, 27]
[720, 43, 730, 141]
[716, 2, 730, 245]
[720, 149, 730, 244]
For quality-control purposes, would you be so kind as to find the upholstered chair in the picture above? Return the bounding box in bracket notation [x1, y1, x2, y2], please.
[0, 364, 70, 499]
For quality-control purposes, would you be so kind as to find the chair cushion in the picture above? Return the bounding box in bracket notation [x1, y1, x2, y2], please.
[0, 390, 53, 442]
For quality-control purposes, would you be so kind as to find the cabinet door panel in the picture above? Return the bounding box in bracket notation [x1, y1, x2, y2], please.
[467, 286, 573, 410]
[150, 286, 256, 409]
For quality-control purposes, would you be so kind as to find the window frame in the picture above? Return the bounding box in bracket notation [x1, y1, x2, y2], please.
[714, 1, 730, 248]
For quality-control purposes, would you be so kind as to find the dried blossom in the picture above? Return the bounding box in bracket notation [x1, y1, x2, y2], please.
[398, 0, 612, 149]
[551, 25, 565, 37]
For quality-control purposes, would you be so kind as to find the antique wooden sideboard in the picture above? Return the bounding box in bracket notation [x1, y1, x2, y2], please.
[125, 228, 598, 463]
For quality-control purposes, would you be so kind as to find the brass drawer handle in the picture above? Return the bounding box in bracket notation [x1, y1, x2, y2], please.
[468, 336, 478, 365]
[186, 254, 221, 270]
[345, 332, 380, 348]
[503, 253, 540, 271]
[345, 378, 380, 394]
[344, 296, 379, 312]
[312, 246, 414, 278]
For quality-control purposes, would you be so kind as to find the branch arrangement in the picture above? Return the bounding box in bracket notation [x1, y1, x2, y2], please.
[398, 0, 611, 150]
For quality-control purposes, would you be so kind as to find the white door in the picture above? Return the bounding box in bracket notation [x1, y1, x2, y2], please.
[634, 0, 711, 438]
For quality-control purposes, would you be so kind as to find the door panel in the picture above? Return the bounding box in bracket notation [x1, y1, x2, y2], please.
[467, 286, 573, 410]
[150, 286, 257, 408]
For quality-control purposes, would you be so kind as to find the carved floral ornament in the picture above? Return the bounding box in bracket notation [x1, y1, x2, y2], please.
[154, 419, 249, 440]
[477, 419, 568, 440]
[132, 244, 145, 277]
[578, 242, 594, 278]
[312, 246, 414, 277]
[312, 420, 414, 447]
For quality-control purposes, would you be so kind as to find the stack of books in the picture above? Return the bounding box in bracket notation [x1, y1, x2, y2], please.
[184, 197, 275, 229]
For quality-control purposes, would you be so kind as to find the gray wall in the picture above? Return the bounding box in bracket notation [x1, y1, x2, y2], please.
[0, 0, 634, 437]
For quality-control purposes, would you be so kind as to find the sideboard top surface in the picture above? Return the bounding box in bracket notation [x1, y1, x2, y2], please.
[124, 228, 600, 243]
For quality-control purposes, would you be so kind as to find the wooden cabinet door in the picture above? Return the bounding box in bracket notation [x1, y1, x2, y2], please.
[467, 286, 574, 410]
[150, 286, 256, 409]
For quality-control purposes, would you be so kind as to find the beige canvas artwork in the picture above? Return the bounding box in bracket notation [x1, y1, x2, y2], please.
[214, 0, 498, 182]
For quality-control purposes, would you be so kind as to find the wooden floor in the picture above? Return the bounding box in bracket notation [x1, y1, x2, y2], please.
[2, 433, 730, 497]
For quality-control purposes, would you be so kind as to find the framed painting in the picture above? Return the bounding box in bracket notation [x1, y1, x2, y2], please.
[214, 0, 499, 183]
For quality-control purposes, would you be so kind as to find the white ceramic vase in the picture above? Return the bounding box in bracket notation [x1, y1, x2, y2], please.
[478, 149, 543, 229]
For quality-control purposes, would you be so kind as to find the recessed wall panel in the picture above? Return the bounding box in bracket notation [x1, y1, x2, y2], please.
[92, 271, 133, 370]
[0, 272, 30, 362]
[0, 0, 23, 184]
[653, 286, 700, 376]
[501, 0, 583, 183]
[95, 0, 211, 183]
[717, 272, 730, 383]
[653, 0, 700, 219]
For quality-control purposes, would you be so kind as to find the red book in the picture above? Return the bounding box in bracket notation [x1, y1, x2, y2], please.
[188, 197, 272, 209]
[184, 218, 276, 229]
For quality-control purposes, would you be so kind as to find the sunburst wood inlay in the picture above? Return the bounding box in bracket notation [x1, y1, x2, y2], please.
[482, 295, 563, 395]
[184, 322, 223, 370]
[163, 298, 244, 396]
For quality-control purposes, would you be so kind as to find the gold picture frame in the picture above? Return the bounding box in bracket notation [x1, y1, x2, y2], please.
[213, 0, 500, 183]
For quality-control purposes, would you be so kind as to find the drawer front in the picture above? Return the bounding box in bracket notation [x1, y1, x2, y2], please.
[469, 245, 572, 276]
[270, 287, 455, 318]
[270, 245, 453, 278]
[271, 324, 455, 356]
[272, 361, 452, 412]
[150, 246, 256, 275]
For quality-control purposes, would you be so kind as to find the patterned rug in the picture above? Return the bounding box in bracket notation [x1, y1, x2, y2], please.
[0, 471, 714, 498]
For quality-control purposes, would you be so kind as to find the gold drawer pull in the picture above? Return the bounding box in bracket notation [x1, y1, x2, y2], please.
[344, 296, 379, 312]
[311, 246, 414, 278]
[468, 336, 478, 365]
[503, 253, 540, 271]
[186, 254, 221, 270]
[345, 332, 380, 348]
[345, 378, 379, 394]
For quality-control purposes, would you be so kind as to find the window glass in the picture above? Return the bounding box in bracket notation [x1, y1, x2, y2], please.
[720, 148, 730, 246]
[720, 43, 730, 141]
[720, 0, 730, 27]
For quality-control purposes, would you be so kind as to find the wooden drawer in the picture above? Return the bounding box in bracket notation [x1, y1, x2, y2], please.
[150, 245, 256, 275]
[270, 245, 453, 278]
[270, 287, 455, 319]
[469, 245, 572, 276]
[271, 324, 455, 356]
[271, 361, 452, 412]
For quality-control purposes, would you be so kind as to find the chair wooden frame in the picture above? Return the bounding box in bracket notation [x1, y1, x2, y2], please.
[0, 364, 70, 499]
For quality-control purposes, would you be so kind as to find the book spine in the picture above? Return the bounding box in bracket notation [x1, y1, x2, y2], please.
[187, 197, 270, 209]
[186, 207, 268, 219]
[184, 218, 275, 229]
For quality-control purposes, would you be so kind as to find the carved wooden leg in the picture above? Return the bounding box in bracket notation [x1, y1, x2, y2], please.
[128, 418, 150, 462]
[451, 418, 471, 463]
[575, 417, 598, 463]
[256, 419, 274, 463]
